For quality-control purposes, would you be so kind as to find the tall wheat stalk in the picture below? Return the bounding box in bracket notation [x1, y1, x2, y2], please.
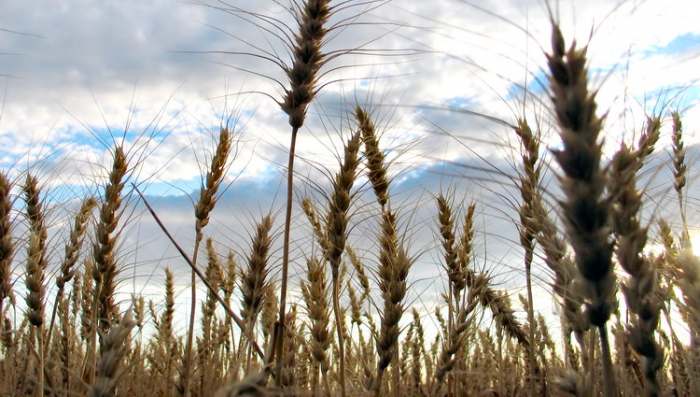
[546, 22, 617, 396]
[24, 175, 48, 397]
[325, 130, 361, 396]
[274, 1, 332, 381]
[181, 126, 232, 396]
[514, 118, 542, 396]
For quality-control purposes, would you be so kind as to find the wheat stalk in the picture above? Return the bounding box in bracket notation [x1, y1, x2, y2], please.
[180, 127, 232, 396]
[323, 130, 361, 396]
[547, 22, 617, 396]
[275, 1, 332, 380]
[610, 145, 664, 396]
[47, 197, 96, 355]
[23, 175, 48, 397]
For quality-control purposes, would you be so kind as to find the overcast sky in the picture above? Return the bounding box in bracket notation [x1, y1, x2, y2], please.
[2, 0, 699, 334]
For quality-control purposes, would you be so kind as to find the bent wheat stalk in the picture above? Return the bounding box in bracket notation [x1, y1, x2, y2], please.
[133, 184, 266, 360]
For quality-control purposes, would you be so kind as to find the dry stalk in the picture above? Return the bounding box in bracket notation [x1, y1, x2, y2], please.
[275, 1, 332, 380]
[47, 197, 97, 353]
[182, 127, 232, 396]
[24, 175, 48, 397]
[324, 130, 361, 397]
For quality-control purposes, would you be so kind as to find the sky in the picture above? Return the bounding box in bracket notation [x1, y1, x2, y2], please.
[1, 0, 700, 336]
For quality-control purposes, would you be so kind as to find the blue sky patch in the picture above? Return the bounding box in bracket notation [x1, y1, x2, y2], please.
[648, 33, 700, 56]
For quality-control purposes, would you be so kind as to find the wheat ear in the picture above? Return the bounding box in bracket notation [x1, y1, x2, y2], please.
[23, 175, 48, 397]
[0, 172, 13, 318]
[434, 276, 483, 392]
[610, 145, 664, 396]
[671, 112, 689, 246]
[373, 209, 412, 394]
[93, 146, 128, 337]
[239, 214, 273, 372]
[301, 256, 331, 390]
[547, 23, 617, 396]
[356, 106, 389, 208]
[47, 197, 96, 354]
[635, 116, 661, 171]
[88, 312, 135, 397]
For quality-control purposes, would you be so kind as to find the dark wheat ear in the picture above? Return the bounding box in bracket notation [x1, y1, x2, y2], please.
[635, 116, 661, 171]
[326, 131, 362, 278]
[610, 145, 664, 396]
[547, 22, 617, 396]
[0, 172, 13, 316]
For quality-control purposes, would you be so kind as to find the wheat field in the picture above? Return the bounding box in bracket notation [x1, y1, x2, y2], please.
[0, 1, 699, 396]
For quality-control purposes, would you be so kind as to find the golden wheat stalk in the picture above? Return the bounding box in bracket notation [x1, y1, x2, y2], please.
[180, 127, 232, 396]
[274, 1, 332, 381]
[47, 197, 97, 354]
[23, 175, 48, 397]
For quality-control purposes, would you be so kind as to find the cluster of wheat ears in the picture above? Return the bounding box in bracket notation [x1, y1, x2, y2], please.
[1, 1, 699, 396]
